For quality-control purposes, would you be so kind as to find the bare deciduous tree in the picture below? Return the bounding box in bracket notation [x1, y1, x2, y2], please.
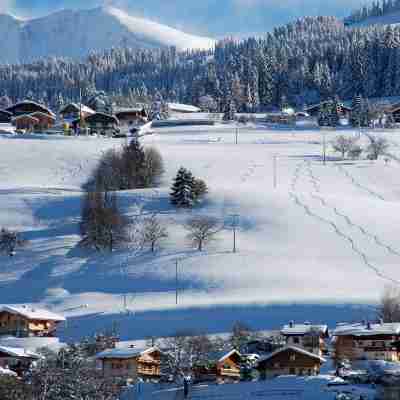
[366, 134, 390, 160]
[80, 189, 128, 252]
[185, 216, 220, 251]
[144, 147, 164, 187]
[331, 135, 357, 159]
[378, 285, 400, 323]
[141, 214, 168, 253]
[160, 331, 216, 381]
[0, 228, 26, 257]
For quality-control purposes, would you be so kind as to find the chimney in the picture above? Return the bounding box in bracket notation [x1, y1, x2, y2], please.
[289, 320, 294, 328]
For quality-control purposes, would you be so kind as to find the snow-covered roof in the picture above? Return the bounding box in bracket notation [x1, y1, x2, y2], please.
[96, 346, 158, 360]
[29, 112, 56, 121]
[59, 103, 95, 115]
[0, 345, 40, 359]
[168, 103, 201, 113]
[7, 100, 56, 117]
[0, 367, 17, 376]
[258, 346, 326, 364]
[0, 305, 65, 322]
[207, 349, 241, 363]
[281, 323, 328, 336]
[333, 322, 400, 337]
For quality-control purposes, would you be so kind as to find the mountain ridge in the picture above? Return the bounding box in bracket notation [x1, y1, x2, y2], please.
[0, 6, 215, 64]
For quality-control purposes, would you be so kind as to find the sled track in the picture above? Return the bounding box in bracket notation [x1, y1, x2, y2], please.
[337, 164, 385, 201]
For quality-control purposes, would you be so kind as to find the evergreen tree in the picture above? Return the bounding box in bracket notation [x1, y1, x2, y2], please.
[223, 99, 237, 121]
[170, 168, 195, 208]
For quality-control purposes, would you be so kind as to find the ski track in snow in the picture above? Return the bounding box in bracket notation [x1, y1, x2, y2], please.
[289, 159, 400, 285]
[336, 164, 385, 201]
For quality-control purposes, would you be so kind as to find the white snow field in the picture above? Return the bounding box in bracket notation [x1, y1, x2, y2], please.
[0, 125, 399, 340]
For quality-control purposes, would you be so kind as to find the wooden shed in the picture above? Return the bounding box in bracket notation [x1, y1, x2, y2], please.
[256, 346, 326, 379]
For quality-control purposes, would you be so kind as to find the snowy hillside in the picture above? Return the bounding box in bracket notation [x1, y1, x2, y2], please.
[0, 7, 215, 64]
[2, 126, 400, 340]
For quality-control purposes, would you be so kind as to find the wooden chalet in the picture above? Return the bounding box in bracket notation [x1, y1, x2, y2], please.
[333, 322, 400, 362]
[96, 346, 161, 382]
[194, 349, 242, 383]
[6, 100, 55, 118]
[29, 112, 56, 131]
[281, 322, 329, 357]
[59, 103, 95, 121]
[0, 305, 65, 338]
[0, 110, 12, 123]
[256, 346, 326, 379]
[13, 114, 39, 131]
[0, 346, 40, 376]
[115, 108, 148, 127]
[84, 112, 119, 137]
[304, 101, 352, 117]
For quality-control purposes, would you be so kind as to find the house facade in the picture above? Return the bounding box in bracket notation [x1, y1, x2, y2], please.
[304, 101, 352, 118]
[29, 112, 56, 131]
[96, 346, 161, 382]
[281, 322, 329, 357]
[333, 322, 400, 362]
[85, 112, 119, 136]
[13, 115, 39, 131]
[0, 305, 65, 338]
[256, 346, 326, 379]
[115, 108, 148, 127]
[194, 349, 242, 383]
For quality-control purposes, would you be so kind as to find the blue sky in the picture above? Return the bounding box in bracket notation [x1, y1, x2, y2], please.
[3, 0, 372, 36]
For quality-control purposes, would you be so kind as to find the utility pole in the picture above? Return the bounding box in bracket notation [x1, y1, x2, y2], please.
[229, 214, 240, 253]
[273, 154, 278, 189]
[175, 259, 179, 305]
[235, 124, 238, 145]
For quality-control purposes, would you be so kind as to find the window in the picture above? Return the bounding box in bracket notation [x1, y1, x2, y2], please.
[273, 363, 280, 368]
[290, 354, 296, 361]
[293, 337, 300, 344]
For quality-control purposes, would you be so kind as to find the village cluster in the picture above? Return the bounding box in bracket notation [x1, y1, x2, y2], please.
[0, 304, 399, 395]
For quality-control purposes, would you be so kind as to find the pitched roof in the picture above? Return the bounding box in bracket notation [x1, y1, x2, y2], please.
[96, 346, 159, 360]
[281, 323, 328, 336]
[258, 346, 326, 364]
[29, 112, 56, 121]
[59, 103, 95, 115]
[6, 100, 55, 117]
[0, 305, 65, 322]
[0, 345, 40, 359]
[208, 349, 241, 363]
[333, 322, 400, 337]
[85, 112, 119, 124]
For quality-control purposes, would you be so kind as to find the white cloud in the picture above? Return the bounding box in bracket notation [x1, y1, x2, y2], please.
[0, 0, 15, 14]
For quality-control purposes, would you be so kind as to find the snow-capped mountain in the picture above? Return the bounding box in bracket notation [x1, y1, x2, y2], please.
[0, 7, 216, 64]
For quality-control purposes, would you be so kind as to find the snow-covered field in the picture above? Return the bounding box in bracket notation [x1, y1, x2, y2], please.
[0, 125, 399, 340]
[121, 376, 377, 400]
